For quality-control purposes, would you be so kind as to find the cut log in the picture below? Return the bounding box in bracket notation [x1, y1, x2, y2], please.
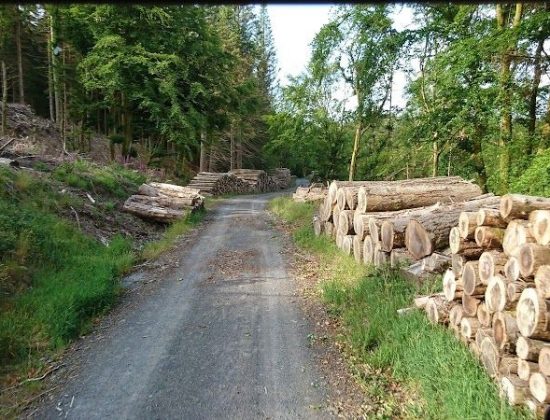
[414, 295, 433, 309]
[405, 195, 500, 259]
[344, 187, 359, 210]
[462, 293, 481, 317]
[485, 275, 511, 313]
[336, 187, 350, 210]
[477, 303, 492, 327]
[332, 205, 342, 230]
[493, 311, 519, 352]
[501, 375, 529, 405]
[338, 210, 355, 235]
[461, 317, 480, 340]
[122, 196, 194, 223]
[336, 229, 344, 249]
[363, 235, 375, 265]
[353, 211, 367, 239]
[353, 235, 364, 263]
[530, 372, 550, 403]
[474, 226, 505, 249]
[449, 226, 483, 257]
[524, 398, 550, 418]
[425, 295, 452, 324]
[140, 182, 201, 198]
[517, 336, 550, 361]
[499, 356, 519, 376]
[518, 359, 539, 381]
[341, 235, 354, 256]
[463, 261, 484, 296]
[480, 336, 501, 377]
[313, 216, 323, 237]
[451, 254, 465, 277]
[324, 221, 335, 237]
[469, 341, 480, 357]
[449, 304, 464, 326]
[478, 251, 507, 285]
[373, 243, 389, 266]
[475, 327, 493, 349]
[507, 280, 535, 304]
[389, 248, 412, 268]
[517, 288, 550, 340]
[536, 266, 550, 299]
[519, 243, 550, 278]
[504, 257, 520, 282]
[477, 207, 508, 228]
[503, 219, 536, 257]
[458, 211, 478, 239]
[421, 252, 451, 273]
[356, 186, 368, 213]
[443, 269, 463, 302]
[530, 210, 550, 246]
[501, 194, 550, 220]
[539, 347, 550, 376]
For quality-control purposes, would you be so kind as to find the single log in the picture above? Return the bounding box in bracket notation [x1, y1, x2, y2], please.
[353, 235, 364, 263]
[461, 317, 481, 340]
[501, 194, 550, 220]
[493, 311, 519, 352]
[469, 341, 480, 357]
[477, 303, 492, 327]
[480, 336, 501, 377]
[449, 304, 464, 326]
[518, 359, 539, 381]
[458, 211, 478, 239]
[405, 195, 500, 259]
[530, 210, 550, 246]
[478, 251, 507, 285]
[421, 252, 451, 273]
[353, 211, 367, 239]
[475, 328, 493, 349]
[519, 243, 550, 278]
[336, 188, 350, 210]
[368, 217, 382, 242]
[341, 235, 354, 256]
[124, 193, 200, 210]
[374, 243, 389, 266]
[449, 226, 483, 256]
[363, 235, 375, 265]
[463, 261, 484, 296]
[344, 187, 359, 210]
[122, 197, 192, 223]
[414, 295, 435, 309]
[338, 210, 355, 235]
[485, 275, 511, 314]
[477, 207, 508, 228]
[524, 398, 550, 418]
[499, 356, 519, 376]
[425, 295, 452, 324]
[536, 266, 550, 299]
[530, 372, 550, 403]
[356, 186, 368, 213]
[451, 254, 465, 277]
[539, 347, 550, 376]
[503, 219, 536, 257]
[313, 216, 323, 237]
[443, 269, 463, 302]
[517, 288, 550, 340]
[324, 221, 335, 237]
[462, 293, 481, 317]
[504, 257, 520, 282]
[336, 229, 344, 249]
[507, 280, 535, 304]
[390, 248, 413, 268]
[501, 375, 529, 406]
[147, 182, 201, 197]
[517, 336, 550, 361]
[474, 226, 505, 249]
[332, 205, 342, 230]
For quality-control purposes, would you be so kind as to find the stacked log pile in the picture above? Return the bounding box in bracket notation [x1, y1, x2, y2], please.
[269, 168, 292, 190]
[228, 169, 271, 192]
[123, 182, 204, 223]
[293, 183, 327, 203]
[187, 172, 251, 196]
[418, 194, 550, 415]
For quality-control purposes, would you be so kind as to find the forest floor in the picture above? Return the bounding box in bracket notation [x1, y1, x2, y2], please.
[24, 191, 369, 419]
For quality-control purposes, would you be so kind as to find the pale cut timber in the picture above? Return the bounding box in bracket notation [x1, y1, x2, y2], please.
[524, 398, 550, 418]
[324, 221, 335, 237]
[443, 269, 463, 302]
[449, 304, 464, 326]
[328, 181, 375, 206]
[353, 211, 399, 241]
[460, 317, 480, 340]
[519, 243, 550, 278]
[425, 295, 452, 324]
[123, 194, 199, 210]
[332, 205, 342, 230]
[477, 207, 508, 228]
[344, 187, 359, 210]
[368, 217, 382, 242]
[517, 288, 550, 340]
[148, 182, 201, 196]
[458, 211, 478, 239]
[504, 257, 520, 282]
[477, 303, 492, 327]
[373, 243, 389, 266]
[336, 230, 344, 249]
[503, 219, 536, 257]
[122, 198, 191, 223]
[353, 235, 364, 263]
[480, 336, 501, 377]
[530, 210, 550, 246]
[499, 356, 519, 376]
[420, 252, 451, 273]
[517, 336, 550, 361]
[313, 216, 323, 237]
[405, 195, 500, 259]
[353, 211, 366, 239]
[518, 359, 539, 381]
[478, 251, 507, 285]
[535, 266, 550, 299]
[501, 375, 529, 406]
[463, 261, 484, 296]
[338, 210, 355, 235]
[474, 226, 505, 249]
[336, 188, 349, 210]
[462, 293, 481, 317]
[501, 194, 550, 220]
[451, 254, 466, 277]
[539, 347, 550, 376]
[475, 327, 493, 349]
[390, 248, 412, 268]
[341, 235, 354, 256]
[356, 186, 368, 213]
[507, 280, 535, 304]
[493, 311, 519, 352]
[449, 226, 483, 257]
[363, 235, 375, 265]
[485, 275, 510, 314]
[469, 341, 480, 357]
[530, 372, 550, 403]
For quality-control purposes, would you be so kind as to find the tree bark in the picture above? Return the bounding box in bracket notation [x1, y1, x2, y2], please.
[15, 7, 24, 104]
[199, 130, 208, 172]
[1, 60, 7, 136]
[348, 120, 362, 181]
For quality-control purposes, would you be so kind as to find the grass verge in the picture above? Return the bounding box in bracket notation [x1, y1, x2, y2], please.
[269, 196, 529, 419]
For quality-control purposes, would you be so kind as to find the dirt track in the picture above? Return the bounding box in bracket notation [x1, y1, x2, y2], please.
[31, 193, 332, 419]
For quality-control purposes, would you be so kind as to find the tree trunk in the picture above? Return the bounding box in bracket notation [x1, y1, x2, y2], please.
[47, 31, 54, 121]
[527, 36, 544, 143]
[1, 60, 7, 136]
[199, 130, 208, 172]
[15, 7, 24, 104]
[348, 120, 362, 181]
[62, 44, 67, 152]
[50, 11, 61, 127]
[230, 123, 235, 170]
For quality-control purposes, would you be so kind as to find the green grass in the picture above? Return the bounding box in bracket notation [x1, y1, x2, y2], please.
[269, 196, 530, 419]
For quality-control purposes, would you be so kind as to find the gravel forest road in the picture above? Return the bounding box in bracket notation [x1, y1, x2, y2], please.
[32, 192, 331, 419]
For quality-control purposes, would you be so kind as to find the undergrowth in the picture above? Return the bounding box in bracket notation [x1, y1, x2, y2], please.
[269, 196, 529, 419]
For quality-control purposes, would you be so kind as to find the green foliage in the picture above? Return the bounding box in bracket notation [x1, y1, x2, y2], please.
[511, 149, 550, 196]
[271, 196, 529, 419]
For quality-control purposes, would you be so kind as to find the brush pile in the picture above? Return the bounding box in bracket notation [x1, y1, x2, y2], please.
[123, 182, 204, 223]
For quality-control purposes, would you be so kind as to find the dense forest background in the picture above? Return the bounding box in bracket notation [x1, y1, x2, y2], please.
[1, 4, 549, 195]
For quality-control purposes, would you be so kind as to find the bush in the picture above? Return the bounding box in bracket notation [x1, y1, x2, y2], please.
[511, 149, 550, 197]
